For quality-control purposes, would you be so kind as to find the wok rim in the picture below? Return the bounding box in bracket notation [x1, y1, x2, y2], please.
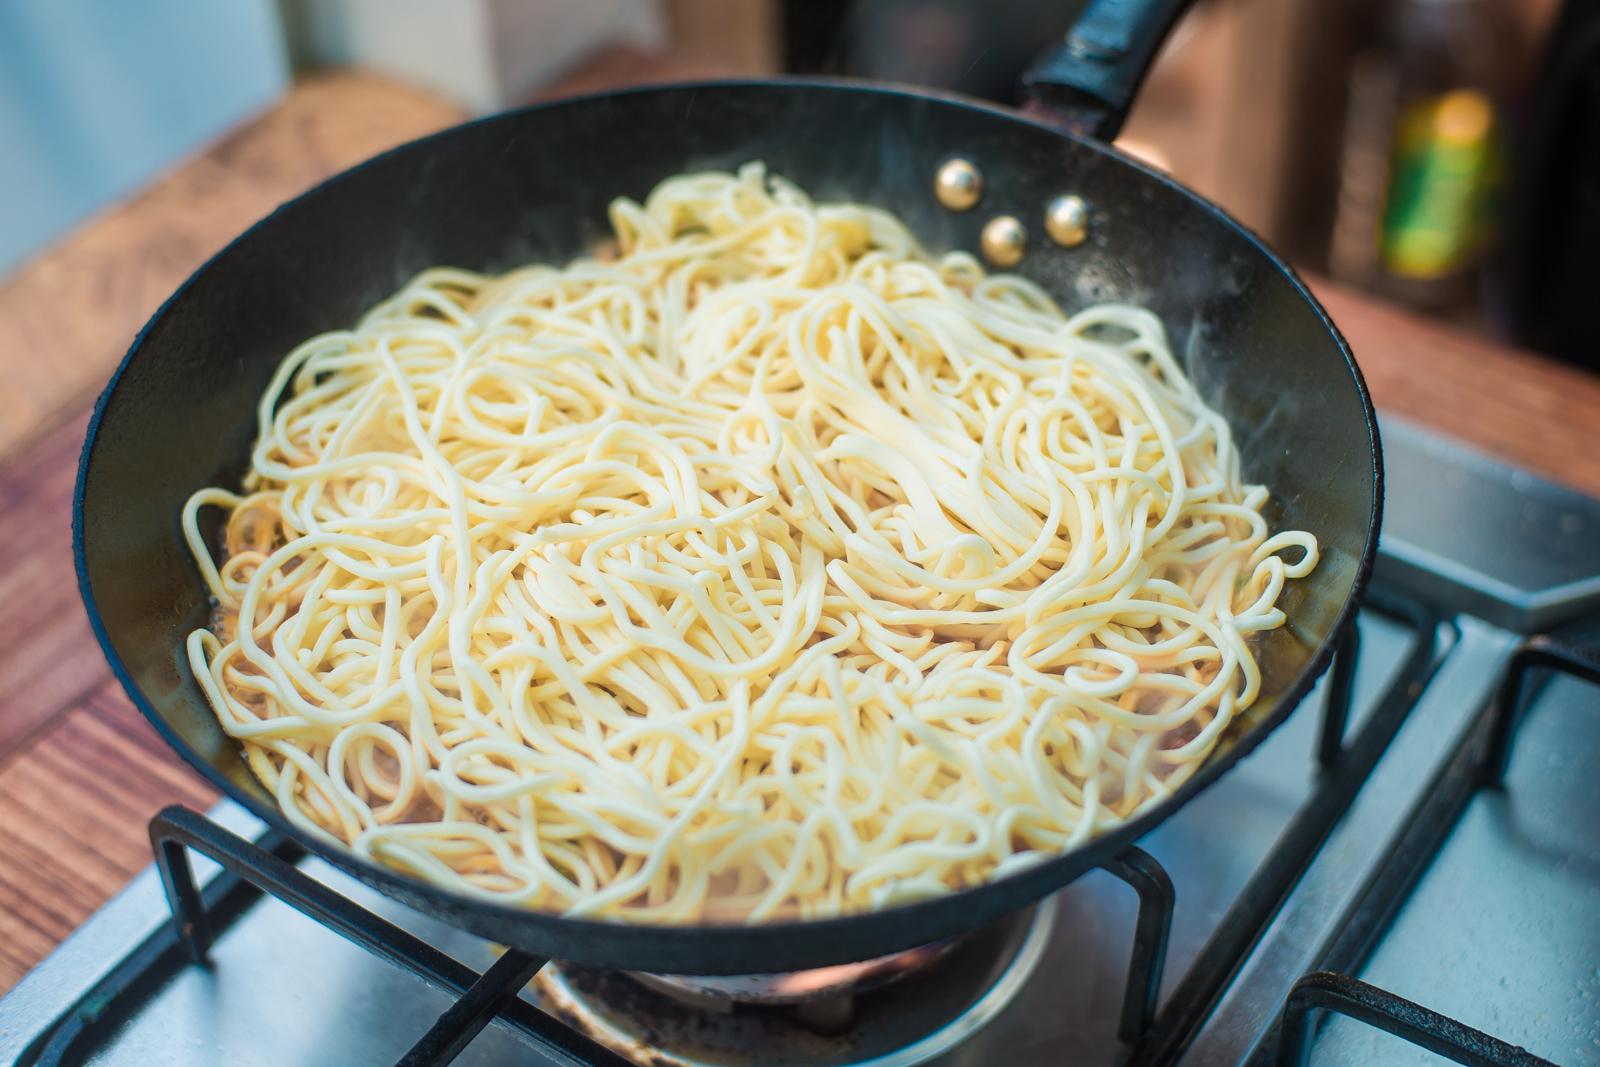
[73, 76, 1383, 972]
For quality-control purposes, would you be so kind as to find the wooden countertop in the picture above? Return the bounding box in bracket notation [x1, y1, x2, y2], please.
[2, 65, 1598, 993]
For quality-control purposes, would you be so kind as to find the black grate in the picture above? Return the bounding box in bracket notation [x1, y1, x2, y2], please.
[154, 809, 1173, 1066]
[1267, 633, 1600, 1067]
[1275, 972, 1553, 1067]
[148, 807, 630, 1067]
[60, 811, 1176, 1067]
[1129, 592, 1442, 1065]
[27, 808, 630, 1067]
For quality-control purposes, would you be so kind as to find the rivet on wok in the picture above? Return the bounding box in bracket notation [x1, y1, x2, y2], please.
[981, 215, 1026, 268]
[1045, 194, 1090, 247]
[934, 158, 983, 211]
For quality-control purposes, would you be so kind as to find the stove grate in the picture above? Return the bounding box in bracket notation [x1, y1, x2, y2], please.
[1264, 631, 1600, 1067]
[27, 807, 631, 1067]
[133, 810, 1178, 1066]
[1131, 592, 1443, 1064]
[1275, 971, 1554, 1067]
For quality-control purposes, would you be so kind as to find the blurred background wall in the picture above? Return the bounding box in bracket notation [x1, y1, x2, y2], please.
[277, 0, 668, 113]
[0, 0, 289, 274]
[1, 0, 1585, 364]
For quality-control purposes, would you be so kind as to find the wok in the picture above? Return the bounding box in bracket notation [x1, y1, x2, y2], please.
[74, 0, 1380, 976]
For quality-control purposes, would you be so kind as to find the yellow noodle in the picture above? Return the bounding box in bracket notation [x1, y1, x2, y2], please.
[183, 164, 1318, 923]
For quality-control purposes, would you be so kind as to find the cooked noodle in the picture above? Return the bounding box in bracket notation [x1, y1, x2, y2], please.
[183, 164, 1318, 922]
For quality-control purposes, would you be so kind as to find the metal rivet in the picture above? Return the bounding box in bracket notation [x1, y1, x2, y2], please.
[980, 216, 1026, 268]
[934, 158, 983, 211]
[1045, 195, 1089, 247]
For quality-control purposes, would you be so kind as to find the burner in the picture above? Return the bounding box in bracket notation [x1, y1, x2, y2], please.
[633, 939, 958, 1005]
[532, 906, 1054, 1067]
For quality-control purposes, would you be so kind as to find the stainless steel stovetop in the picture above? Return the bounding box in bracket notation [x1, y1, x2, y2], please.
[3, 415, 1598, 1066]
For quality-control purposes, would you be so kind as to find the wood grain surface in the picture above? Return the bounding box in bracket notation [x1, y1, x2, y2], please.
[0, 681, 216, 984]
[0, 412, 97, 759]
[0, 62, 1597, 994]
[0, 71, 463, 466]
[1314, 280, 1600, 499]
[0, 69, 462, 992]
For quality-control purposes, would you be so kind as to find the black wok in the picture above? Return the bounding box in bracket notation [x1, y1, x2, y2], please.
[74, 0, 1380, 976]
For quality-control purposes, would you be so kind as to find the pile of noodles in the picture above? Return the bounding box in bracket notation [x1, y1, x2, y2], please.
[184, 164, 1317, 923]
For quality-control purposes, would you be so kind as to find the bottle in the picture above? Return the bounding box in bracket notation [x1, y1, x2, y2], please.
[1329, 0, 1511, 314]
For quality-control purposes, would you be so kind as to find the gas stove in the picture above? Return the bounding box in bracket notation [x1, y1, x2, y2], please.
[3, 415, 1597, 1066]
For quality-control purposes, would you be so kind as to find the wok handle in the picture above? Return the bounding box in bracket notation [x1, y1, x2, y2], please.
[1021, 0, 1197, 141]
